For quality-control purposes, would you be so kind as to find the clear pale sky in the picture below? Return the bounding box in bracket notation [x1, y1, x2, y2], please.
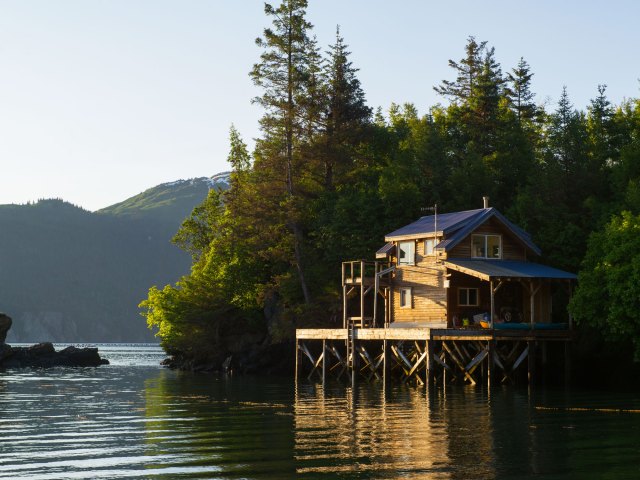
[0, 1, 638, 211]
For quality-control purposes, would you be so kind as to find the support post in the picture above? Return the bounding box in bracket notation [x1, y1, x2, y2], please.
[295, 339, 300, 379]
[528, 340, 536, 384]
[383, 340, 390, 384]
[427, 340, 435, 384]
[322, 340, 326, 385]
[343, 284, 347, 329]
[488, 340, 495, 388]
[490, 280, 495, 328]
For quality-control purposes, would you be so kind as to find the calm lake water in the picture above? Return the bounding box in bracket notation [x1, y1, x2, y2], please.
[1, 344, 639, 479]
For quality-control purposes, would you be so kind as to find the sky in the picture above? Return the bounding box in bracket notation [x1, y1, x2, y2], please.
[0, 1, 638, 211]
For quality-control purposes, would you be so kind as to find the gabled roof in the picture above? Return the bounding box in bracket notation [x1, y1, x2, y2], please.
[384, 207, 541, 256]
[445, 259, 577, 281]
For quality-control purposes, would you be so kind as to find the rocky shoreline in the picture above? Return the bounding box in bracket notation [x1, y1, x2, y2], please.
[0, 313, 109, 368]
[160, 341, 294, 375]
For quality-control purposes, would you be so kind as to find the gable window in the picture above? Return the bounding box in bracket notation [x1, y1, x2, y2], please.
[424, 238, 435, 256]
[458, 287, 479, 306]
[471, 234, 501, 259]
[398, 241, 415, 265]
[399, 287, 412, 308]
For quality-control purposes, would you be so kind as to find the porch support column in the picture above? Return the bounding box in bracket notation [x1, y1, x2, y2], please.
[343, 284, 347, 329]
[529, 280, 541, 326]
[490, 279, 495, 328]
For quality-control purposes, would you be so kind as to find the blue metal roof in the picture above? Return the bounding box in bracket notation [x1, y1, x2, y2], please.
[385, 207, 541, 256]
[445, 259, 577, 280]
[385, 208, 486, 239]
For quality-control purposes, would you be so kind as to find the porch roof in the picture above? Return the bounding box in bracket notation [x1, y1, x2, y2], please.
[444, 258, 577, 282]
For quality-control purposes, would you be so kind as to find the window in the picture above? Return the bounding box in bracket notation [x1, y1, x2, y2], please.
[471, 234, 501, 259]
[400, 287, 412, 308]
[424, 238, 435, 255]
[458, 287, 479, 306]
[398, 241, 415, 265]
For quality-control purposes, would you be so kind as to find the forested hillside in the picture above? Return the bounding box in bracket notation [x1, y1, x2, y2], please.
[0, 174, 228, 342]
[142, 0, 640, 374]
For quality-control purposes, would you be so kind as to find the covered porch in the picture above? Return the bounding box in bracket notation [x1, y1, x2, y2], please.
[444, 259, 577, 330]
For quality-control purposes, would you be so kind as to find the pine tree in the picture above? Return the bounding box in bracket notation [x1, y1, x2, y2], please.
[250, 0, 317, 304]
[434, 36, 487, 103]
[505, 57, 537, 123]
[322, 26, 372, 189]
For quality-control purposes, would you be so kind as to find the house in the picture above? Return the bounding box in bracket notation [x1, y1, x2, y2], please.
[299, 200, 577, 384]
[345, 199, 576, 330]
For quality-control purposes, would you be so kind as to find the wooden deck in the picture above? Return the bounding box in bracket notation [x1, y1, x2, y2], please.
[296, 327, 571, 342]
[295, 326, 572, 386]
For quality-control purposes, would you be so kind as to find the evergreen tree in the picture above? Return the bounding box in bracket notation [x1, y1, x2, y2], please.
[505, 57, 537, 123]
[434, 36, 487, 103]
[321, 26, 372, 190]
[250, 0, 317, 304]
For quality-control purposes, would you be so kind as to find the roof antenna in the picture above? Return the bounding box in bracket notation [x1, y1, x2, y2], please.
[483, 196, 490, 209]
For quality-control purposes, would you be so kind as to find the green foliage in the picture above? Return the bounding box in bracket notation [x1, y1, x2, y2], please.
[140, 4, 640, 366]
[570, 211, 640, 359]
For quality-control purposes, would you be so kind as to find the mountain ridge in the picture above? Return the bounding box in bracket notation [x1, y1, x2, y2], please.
[0, 172, 230, 343]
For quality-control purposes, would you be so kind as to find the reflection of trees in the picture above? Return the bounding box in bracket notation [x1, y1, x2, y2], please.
[143, 371, 296, 478]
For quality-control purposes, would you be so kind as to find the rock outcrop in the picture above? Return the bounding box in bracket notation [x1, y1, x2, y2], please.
[0, 314, 109, 368]
[0, 342, 109, 368]
[0, 313, 12, 343]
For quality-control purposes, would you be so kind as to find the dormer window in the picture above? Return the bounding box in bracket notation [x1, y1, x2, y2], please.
[398, 241, 415, 265]
[471, 234, 501, 259]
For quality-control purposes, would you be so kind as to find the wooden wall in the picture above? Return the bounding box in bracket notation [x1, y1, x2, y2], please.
[446, 217, 528, 260]
[391, 238, 448, 324]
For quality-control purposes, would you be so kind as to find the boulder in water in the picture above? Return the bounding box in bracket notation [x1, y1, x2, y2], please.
[0, 342, 109, 368]
[0, 313, 12, 343]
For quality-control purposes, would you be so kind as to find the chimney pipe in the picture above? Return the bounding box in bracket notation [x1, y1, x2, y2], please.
[483, 196, 489, 209]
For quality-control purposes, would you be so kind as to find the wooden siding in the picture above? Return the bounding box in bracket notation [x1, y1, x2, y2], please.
[392, 238, 448, 324]
[446, 217, 528, 260]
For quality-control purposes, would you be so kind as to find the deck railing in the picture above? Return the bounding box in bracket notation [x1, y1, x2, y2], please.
[341, 260, 391, 286]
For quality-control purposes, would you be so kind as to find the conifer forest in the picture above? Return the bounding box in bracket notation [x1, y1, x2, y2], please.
[141, 0, 640, 379]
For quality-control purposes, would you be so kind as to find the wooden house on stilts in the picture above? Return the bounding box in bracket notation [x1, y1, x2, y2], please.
[296, 198, 577, 386]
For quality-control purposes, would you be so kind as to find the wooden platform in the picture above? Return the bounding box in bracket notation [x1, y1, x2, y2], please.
[296, 327, 571, 342]
[295, 326, 572, 386]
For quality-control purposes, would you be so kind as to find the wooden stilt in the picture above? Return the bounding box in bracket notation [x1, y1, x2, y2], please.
[383, 340, 390, 384]
[322, 340, 326, 385]
[427, 340, 435, 384]
[487, 340, 495, 388]
[528, 341, 536, 385]
[295, 339, 299, 379]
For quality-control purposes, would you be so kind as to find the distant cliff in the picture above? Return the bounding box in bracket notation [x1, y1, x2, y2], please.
[0, 173, 230, 343]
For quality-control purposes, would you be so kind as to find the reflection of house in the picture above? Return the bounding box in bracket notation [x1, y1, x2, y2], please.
[348, 200, 576, 330]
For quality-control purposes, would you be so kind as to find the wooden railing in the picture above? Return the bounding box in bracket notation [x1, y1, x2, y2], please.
[341, 260, 391, 286]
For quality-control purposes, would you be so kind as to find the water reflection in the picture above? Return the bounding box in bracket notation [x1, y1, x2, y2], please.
[1, 348, 640, 479]
[293, 382, 640, 479]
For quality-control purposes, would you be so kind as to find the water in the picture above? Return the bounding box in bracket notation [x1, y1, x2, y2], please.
[1, 344, 640, 479]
